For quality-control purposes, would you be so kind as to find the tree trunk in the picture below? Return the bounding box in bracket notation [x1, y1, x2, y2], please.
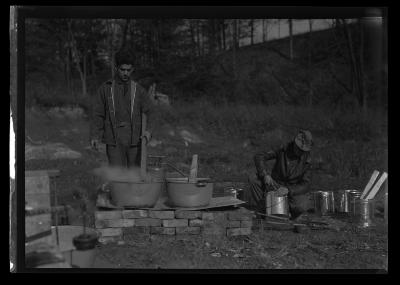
[308, 19, 313, 106]
[83, 52, 87, 97]
[250, 19, 254, 45]
[66, 48, 72, 94]
[359, 20, 367, 116]
[262, 19, 268, 42]
[221, 19, 226, 50]
[232, 19, 238, 79]
[106, 20, 115, 78]
[342, 19, 365, 110]
[68, 20, 87, 99]
[120, 19, 130, 51]
[196, 20, 201, 57]
[289, 19, 294, 60]
[278, 19, 281, 38]
[189, 20, 197, 70]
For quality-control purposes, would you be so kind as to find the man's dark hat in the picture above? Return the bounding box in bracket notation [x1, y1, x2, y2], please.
[294, 130, 313, 152]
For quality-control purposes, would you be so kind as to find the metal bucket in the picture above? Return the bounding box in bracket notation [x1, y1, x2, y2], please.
[353, 199, 375, 228]
[384, 192, 388, 224]
[166, 178, 213, 208]
[335, 189, 355, 213]
[349, 191, 362, 215]
[51, 226, 98, 268]
[110, 181, 163, 208]
[313, 191, 335, 216]
[266, 191, 289, 216]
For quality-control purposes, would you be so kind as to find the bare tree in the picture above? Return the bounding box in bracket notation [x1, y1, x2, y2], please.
[262, 19, 268, 42]
[232, 19, 238, 79]
[289, 19, 294, 60]
[67, 20, 88, 99]
[249, 19, 254, 45]
[221, 19, 226, 50]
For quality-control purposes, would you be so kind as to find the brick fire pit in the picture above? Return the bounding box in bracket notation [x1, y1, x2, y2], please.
[95, 207, 254, 243]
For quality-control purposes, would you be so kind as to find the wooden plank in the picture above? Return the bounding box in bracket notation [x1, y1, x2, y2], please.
[189, 154, 198, 183]
[97, 196, 246, 211]
[26, 213, 52, 238]
[25, 175, 50, 195]
[365, 172, 388, 200]
[360, 170, 380, 199]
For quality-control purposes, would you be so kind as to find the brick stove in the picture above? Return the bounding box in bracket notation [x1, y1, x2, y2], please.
[95, 207, 254, 244]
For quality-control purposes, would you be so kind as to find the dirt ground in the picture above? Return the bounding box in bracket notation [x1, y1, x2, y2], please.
[24, 108, 388, 271]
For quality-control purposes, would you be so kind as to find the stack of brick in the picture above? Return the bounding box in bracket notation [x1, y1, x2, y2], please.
[95, 207, 253, 243]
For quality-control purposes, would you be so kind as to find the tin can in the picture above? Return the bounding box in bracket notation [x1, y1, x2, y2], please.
[384, 192, 388, 224]
[313, 191, 335, 216]
[349, 191, 362, 215]
[335, 190, 354, 213]
[354, 199, 375, 228]
[266, 191, 289, 216]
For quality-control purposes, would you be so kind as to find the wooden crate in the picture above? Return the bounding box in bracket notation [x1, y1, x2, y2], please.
[25, 171, 56, 244]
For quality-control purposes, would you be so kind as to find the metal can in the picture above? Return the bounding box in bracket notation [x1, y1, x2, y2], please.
[313, 191, 335, 216]
[349, 191, 362, 215]
[354, 199, 375, 228]
[266, 191, 289, 216]
[384, 192, 388, 224]
[335, 190, 354, 213]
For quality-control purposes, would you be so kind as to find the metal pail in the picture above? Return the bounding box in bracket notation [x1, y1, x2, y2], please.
[266, 191, 289, 216]
[349, 191, 362, 215]
[335, 189, 355, 213]
[354, 199, 375, 228]
[384, 192, 388, 224]
[313, 191, 335, 216]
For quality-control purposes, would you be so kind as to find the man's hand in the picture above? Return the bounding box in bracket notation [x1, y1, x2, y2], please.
[275, 186, 289, 197]
[90, 139, 100, 150]
[263, 174, 275, 187]
[141, 131, 152, 145]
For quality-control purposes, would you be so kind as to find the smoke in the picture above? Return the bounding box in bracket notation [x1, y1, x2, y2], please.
[92, 166, 145, 182]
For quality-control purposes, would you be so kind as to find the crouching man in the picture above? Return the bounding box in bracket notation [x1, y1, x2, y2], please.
[243, 130, 314, 220]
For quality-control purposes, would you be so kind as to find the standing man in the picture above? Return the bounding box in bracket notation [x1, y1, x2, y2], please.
[243, 130, 314, 220]
[90, 49, 154, 168]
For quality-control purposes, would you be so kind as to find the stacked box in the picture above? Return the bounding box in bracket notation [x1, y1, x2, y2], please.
[94, 207, 253, 243]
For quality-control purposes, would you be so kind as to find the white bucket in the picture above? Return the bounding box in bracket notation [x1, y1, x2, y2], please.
[51, 226, 98, 268]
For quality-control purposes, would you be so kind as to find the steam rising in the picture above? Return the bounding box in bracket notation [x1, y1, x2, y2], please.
[93, 166, 147, 182]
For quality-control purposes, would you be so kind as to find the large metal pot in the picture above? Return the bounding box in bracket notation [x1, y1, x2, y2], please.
[110, 181, 163, 208]
[166, 178, 213, 208]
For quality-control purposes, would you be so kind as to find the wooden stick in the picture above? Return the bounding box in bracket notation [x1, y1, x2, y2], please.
[360, 170, 380, 199]
[140, 113, 147, 181]
[365, 172, 388, 200]
[189, 154, 198, 183]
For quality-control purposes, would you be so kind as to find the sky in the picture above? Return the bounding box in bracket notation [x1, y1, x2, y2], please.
[239, 19, 337, 46]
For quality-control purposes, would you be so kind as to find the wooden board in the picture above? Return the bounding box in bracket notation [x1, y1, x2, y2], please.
[360, 170, 380, 199]
[97, 196, 246, 211]
[26, 213, 52, 239]
[365, 172, 388, 200]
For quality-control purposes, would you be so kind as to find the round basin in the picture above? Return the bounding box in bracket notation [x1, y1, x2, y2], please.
[110, 181, 163, 208]
[166, 178, 213, 208]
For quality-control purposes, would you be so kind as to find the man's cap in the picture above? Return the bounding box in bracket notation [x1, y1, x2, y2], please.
[294, 130, 313, 152]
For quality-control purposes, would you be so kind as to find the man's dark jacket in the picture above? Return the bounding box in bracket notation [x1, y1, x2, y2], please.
[90, 78, 154, 146]
[254, 143, 312, 196]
